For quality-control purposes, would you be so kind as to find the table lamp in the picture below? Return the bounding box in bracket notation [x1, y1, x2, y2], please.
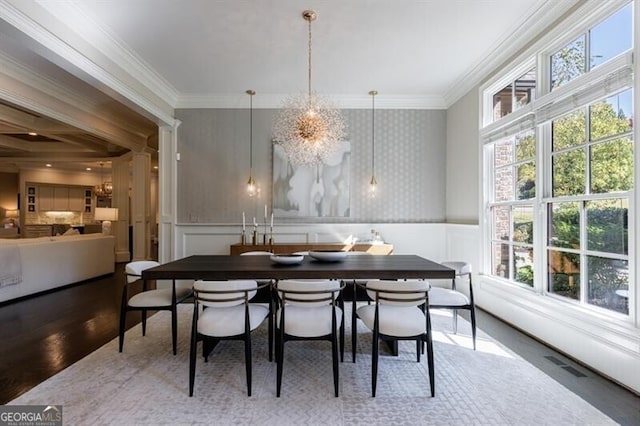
[4, 209, 18, 228]
[94, 207, 118, 235]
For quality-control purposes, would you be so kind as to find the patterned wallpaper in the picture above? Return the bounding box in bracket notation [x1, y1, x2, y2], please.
[175, 108, 446, 223]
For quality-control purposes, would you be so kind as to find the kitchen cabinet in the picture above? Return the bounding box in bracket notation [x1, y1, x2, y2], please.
[69, 187, 84, 211]
[53, 187, 69, 210]
[36, 185, 88, 211]
[38, 186, 54, 211]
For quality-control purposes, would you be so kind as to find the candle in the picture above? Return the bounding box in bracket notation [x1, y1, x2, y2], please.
[253, 217, 257, 227]
[242, 212, 245, 232]
[270, 212, 274, 229]
[264, 204, 268, 222]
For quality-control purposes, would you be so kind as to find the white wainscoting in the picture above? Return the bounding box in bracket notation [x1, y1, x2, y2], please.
[173, 222, 448, 259]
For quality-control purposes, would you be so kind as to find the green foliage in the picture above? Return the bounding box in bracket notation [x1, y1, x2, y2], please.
[551, 38, 586, 89]
[515, 265, 534, 286]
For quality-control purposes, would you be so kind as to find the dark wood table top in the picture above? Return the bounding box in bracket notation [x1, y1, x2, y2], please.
[142, 254, 454, 281]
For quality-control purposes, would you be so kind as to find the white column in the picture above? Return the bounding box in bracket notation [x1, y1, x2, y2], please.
[158, 121, 180, 263]
[111, 156, 130, 262]
[131, 151, 151, 261]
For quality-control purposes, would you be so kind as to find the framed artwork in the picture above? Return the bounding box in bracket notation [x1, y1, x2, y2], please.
[28, 187, 35, 195]
[273, 141, 350, 217]
[28, 205, 35, 212]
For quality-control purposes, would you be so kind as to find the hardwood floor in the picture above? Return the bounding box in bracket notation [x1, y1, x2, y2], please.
[0, 263, 146, 404]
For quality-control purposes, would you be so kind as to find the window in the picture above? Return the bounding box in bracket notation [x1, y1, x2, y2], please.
[489, 130, 535, 286]
[551, 3, 632, 90]
[492, 67, 537, 121]
[547, 89, 632, 314]
[482, 2, 633, 316]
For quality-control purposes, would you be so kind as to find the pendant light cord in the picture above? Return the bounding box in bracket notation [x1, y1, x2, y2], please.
[308, 17, 312, 108]
[249, 93, 253, 174]
[371, 93, 375, 175]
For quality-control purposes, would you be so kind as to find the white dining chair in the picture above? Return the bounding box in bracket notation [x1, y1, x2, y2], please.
[428, 261, 476, 350]
[273, 279, 345, 397]
[356, 279, 434, 397]
[189, 279, 269, 396]
[119, 260, 193, 355]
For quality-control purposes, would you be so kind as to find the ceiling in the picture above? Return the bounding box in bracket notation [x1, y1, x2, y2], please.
[0, 0, 573, 171]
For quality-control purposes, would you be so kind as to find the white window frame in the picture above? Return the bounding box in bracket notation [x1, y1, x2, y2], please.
[480, 0, 635, 322]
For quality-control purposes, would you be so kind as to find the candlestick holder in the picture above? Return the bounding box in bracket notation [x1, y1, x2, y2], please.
[252, 228, 258, 245]
[268, 236, 274, 247]
[241, 231, 246, 245]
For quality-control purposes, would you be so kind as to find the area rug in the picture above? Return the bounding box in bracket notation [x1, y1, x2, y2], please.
[9, 305, 615, 425]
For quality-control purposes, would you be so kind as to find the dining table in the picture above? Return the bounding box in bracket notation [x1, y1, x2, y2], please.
[142, 254, 455, 356]
[141, 254, 454, 281]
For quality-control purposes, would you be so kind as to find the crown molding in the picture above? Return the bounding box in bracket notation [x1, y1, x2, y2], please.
[443, 0, 582, 107]
[176, 93, 447, 110]
[0, 0, 176, 126]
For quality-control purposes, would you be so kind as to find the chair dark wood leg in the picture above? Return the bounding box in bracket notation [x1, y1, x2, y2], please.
[171, 305, 178, 355]
[426, 311, 435, 397]
[118, 298, 127, 353]
[352, 282, 357, 363]
[332, 332, 339, 397]
[141, 310, 147, 336]
[245, 335, 252, 396]
[276, 329, 284, 397]
[470, 306, 477, 351]
[416, 339, 421, 362]
[189, 310, 198, 397]
[372, 328, 379, 397]
[268, 297, 274, 362]
[339, 311, 345, 363]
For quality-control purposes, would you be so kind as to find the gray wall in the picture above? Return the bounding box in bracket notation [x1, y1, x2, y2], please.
[445, 88, 480, 224]
[175, 108, 446, 223]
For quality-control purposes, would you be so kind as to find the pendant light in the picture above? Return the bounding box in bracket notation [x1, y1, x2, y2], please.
[273, 10, 346, 166]
[246, 89, 257, 197]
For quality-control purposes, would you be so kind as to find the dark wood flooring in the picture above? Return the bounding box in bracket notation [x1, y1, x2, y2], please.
[0, 263, 148, 404]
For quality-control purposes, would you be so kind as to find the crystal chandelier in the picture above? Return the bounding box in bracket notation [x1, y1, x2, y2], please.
[246, 89, 258, 197]
[273, 10, 346, 166]
[369, 90, 378, 195]
[95, 162, 113, 197]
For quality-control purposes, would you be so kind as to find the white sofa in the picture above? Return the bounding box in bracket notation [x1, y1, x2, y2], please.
[0, 233, 115, 303]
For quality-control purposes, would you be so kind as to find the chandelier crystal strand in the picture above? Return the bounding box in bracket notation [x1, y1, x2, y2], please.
[273, 10, 346, 166]
[246, 90, 257, 197]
